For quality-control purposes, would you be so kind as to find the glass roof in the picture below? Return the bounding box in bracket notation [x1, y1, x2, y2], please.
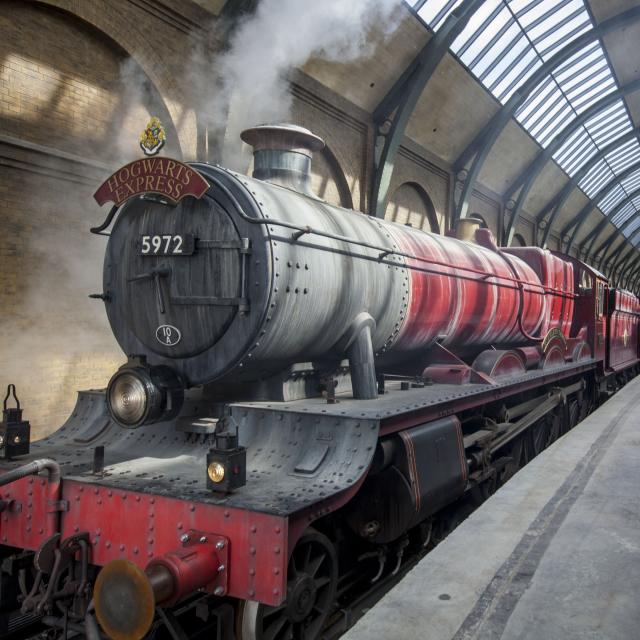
[409, 0, 640, 248]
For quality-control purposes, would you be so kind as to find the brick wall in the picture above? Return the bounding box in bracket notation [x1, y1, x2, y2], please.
[0, 2, 180, 437]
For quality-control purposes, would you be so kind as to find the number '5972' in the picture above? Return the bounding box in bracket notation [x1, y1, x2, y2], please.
[141, 234, 184, 255]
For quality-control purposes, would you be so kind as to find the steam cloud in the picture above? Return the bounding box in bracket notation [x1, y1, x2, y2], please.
[210, 0, 402, 168]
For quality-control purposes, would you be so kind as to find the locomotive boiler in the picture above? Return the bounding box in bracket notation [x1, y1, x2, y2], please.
[0, 123, 638, 640]
[102, 123, 568, 428]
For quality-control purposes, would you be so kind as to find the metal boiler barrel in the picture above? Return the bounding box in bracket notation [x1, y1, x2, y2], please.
[103, 123, 549, 390]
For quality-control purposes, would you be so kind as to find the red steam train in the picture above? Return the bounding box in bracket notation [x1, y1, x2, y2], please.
[0, 123, 638, 640]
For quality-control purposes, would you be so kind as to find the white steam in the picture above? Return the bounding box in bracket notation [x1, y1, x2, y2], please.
[212, 0, 402, 168]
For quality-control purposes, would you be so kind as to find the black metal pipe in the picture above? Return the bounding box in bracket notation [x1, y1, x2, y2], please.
[0, 458, 60, 486]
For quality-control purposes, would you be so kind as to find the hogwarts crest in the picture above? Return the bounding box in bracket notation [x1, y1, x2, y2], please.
[139, 116, 166, 156]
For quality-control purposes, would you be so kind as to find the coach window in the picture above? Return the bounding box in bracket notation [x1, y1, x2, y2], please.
[596, 281, 605, 318]
[579, 269, 593, 295]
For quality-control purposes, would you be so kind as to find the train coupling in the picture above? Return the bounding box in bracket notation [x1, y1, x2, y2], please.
[94, 531, 229, 640]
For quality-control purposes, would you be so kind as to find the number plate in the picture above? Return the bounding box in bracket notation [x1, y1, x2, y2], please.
[139, 234, 195, 256]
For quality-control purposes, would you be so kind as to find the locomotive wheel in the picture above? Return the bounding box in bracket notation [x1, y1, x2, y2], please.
[239, 530, 338, 640]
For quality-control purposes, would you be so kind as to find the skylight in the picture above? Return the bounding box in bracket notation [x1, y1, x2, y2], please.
[409, 0, 640, 247]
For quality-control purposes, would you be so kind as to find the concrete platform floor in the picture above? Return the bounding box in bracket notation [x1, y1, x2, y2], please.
[344, 377, 640, 640]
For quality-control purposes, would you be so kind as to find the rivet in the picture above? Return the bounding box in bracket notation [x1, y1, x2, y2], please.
[274, 546, 281, 554]
[106, 541, 111, 548]
[214, 586, 225, 596]
[119, 544, 125, 551]
[177, 522, 183, 530]
[180, 533, 190, 543]
[251, 525, 257, 533]
[217, 564, 226, 573]
[133, 547, 139, 555]
[250, 546, 256, 555]
[248, 589, 255, 597]
[190, 505, 195, 512]
[274, 526, 281, 534]
[199, 536, 207, 543]
[273, 568, 280, 575]
[216, 541, 225, 550]
[273, 588, 280, 596]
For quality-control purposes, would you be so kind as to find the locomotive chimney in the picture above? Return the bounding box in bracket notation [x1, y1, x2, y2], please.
[240, 123, 325, 197]
[455, 215, 483, 243]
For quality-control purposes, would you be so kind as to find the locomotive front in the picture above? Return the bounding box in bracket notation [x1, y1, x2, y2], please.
[102, 123, 549, 429]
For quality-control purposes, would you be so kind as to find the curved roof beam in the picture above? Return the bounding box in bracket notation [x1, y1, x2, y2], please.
[629, 263, 640, 290]
[452, 7, 640, 228]
[630, 261, 640, 290]
[600, 233, 635, 275]
[628, 254, 640, 284]
[592, 186, 640, 268]
[611, 245, 636, 281]
[614, 250, 640, 288]
[568, 160, 640, 258]
[508, 84, 640, 247]
[608, 243, 637, 281]
[370, 0, 485, 218]
[608, 226, 640, 271]
[541, 128, 640, 246]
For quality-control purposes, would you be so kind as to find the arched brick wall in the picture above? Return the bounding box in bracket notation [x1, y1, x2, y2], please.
[385, 181, 440, 233]
[0, 1, 197, 435]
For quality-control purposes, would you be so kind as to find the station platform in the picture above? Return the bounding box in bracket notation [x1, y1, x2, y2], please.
[344, 376, 640, 640]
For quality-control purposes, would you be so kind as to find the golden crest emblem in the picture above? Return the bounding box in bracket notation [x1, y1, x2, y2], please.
[139, 116, 166, 156]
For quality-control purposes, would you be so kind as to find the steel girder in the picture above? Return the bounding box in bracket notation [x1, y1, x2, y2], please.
[614, 250, 640, 288]
[546, 129, 640, 250]
[612, 247, 638, 284]
[370, 0, 485, 218]
[600, 232, 635, 276]
[506, 83, 640, 247]
[452, 7, 640, 232]
[630, 261, 640, 290]
[610, 230, 640, 276]
[569, 159, 640, 259]
[604, 243, 635, 281]
[630, 264, 640, 290]
[566, 165, 640, 257]
[592, 186, 640, 268]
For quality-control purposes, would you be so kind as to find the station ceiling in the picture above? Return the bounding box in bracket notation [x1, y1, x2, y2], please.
[393, 0, 640, 287]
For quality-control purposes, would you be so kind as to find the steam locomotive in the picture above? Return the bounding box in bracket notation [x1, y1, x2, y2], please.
[0, 123, 638, 640]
